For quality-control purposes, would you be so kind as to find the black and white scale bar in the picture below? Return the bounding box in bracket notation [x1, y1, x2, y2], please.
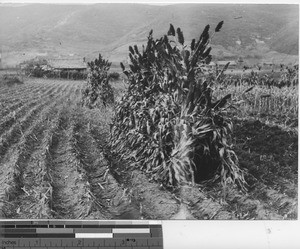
[0, 220, 163, 248]
[0, 220, 161, 228]
[1, 228, 156, 236]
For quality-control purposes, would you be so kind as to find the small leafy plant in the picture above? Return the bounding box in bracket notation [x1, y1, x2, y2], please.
[82, 54, 114, 108]
[110, 23, 246, 191]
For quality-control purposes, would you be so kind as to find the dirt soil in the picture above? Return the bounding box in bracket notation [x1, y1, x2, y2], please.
[0, 79, 297, 220]
[231, 119, 298, 219]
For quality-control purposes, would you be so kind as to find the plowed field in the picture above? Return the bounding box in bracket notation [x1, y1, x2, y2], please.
[0, 79, 297, 219]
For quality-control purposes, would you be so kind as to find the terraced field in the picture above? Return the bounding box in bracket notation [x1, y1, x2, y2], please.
[0, 78, 297, 220]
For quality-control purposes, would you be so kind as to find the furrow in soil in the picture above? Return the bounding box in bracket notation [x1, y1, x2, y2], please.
[89, 126, 180, 220]
[47, 115, 90, 219]
[0, 83, 74, 218]
[72, 115, 140, 220]
[0, 81, 65, 136]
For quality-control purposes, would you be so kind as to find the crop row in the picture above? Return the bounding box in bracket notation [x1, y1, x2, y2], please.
[0, 83, 65, 136]
[0, 81, 76, 218]
[0, 80, 47, 103]
[0, 83, 49, 117]
[0, 82, 70, 150]
[14, 83, 80, 219]
[214, 84, 298, 126]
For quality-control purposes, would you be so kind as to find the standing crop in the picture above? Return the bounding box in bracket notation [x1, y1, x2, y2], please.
[81, 54, 114, 108]
[110, 23, 246, 191]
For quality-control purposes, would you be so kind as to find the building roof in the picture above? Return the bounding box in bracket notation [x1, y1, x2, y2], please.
[216, 60, 237, 66]
[261, 61, 274, 65]
[48, 59, 87, 69]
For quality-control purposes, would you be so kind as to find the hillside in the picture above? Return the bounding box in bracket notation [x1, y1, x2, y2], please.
[0, 3, 298, 66]
[270, 19, 299, 55]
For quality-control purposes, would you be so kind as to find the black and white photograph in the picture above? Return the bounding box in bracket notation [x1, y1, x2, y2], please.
[0, 0, 298, 223]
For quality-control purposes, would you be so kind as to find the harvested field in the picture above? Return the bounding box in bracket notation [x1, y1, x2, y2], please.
[0, 78, 297, 219]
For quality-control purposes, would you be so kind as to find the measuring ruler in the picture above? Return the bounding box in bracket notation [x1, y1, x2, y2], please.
[0, 220, 163, 249]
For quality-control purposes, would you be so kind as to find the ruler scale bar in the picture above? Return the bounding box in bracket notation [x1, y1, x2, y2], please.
[0, 220, 163, 249]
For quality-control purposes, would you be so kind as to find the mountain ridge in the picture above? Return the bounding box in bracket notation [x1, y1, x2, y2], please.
[0, 3, 298, 66]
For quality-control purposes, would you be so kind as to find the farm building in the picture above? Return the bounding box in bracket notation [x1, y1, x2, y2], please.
[216, 60, 238, 69]
[262, 60, 274, 66]
[237, 57, 244, 63]
[48, 59, 87, 79]
[207, 62, 216, 69]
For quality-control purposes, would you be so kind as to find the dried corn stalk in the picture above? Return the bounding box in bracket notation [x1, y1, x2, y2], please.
[110, 23, 246, 191]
